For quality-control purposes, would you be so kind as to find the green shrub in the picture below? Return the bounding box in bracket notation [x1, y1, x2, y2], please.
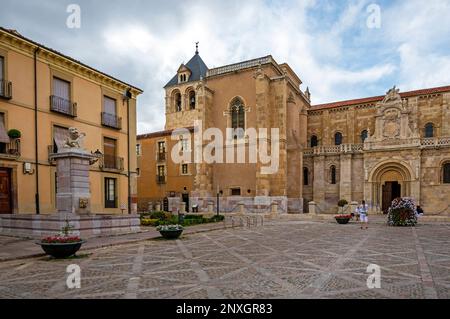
[149, 211, 167, 220]
[209, 215, 225, 222]
[140, 218, 160, 226]
[7, 129, 21, 139]
[337, 199, 348, 207]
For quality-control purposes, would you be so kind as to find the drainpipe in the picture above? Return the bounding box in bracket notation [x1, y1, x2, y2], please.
[34, 47, 40, 215]
[125, 88, 132, 215]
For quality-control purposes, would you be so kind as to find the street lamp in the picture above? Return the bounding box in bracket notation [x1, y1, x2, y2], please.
[216, 189, 223, 217]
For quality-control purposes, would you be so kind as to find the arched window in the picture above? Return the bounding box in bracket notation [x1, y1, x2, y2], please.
[189, 91, 196, 110]
[334, 132, 343, 146]
[330, 165, 337, 185]
[425, 123, 434, 138]
[443, 163, 450, 184]
[230, 98, 245, 139]
[174, 92, 182, 112]
[310, 135, 318, 148]
[361, 130, 368, 143]
[303, 167, 309, 186]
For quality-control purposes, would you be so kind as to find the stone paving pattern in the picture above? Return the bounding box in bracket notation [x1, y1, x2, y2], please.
[0, 220, 449, 299]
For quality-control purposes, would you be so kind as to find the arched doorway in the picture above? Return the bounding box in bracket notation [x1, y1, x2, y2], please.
[367, 161, 415, 214]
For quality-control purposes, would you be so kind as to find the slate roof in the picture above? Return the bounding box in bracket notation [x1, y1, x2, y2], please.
[164, 53, 209, 88]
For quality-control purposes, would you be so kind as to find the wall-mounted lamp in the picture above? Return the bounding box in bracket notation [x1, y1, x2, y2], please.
[23, 162, 35, 175]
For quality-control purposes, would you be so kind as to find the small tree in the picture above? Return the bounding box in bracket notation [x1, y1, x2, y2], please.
[337, 199, 348, 213]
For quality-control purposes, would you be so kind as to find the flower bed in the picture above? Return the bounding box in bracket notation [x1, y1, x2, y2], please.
[41, 236, 82, 244]
[387, 197, 418, 227]
[140, 212, 225, 227]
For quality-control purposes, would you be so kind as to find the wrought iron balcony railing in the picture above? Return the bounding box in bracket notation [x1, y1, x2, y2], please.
[0, 80, 12, 99]
[156, 175, 166, 184]
[101, 112, 122, 130]
[157, 152, 166, 162]
[100, 155, 124, 171]
[0, 139, 20, 159]
[50, 95, 77, 117]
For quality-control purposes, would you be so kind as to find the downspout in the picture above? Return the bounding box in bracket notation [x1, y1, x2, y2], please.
[126, 89, 131, 215]
[34, 47, 40, 215]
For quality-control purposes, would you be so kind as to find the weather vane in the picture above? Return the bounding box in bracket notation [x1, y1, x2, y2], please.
[195, 41, 199, 54]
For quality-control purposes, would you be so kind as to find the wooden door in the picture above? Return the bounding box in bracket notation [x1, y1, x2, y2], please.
[0, 168, 12, 214]
[382, 182, 393, 214]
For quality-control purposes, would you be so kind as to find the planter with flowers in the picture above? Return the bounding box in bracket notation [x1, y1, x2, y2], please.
[156, 224, 184, 239]
[36, 220, 85, 258]
[334, 214, 352, 224]
[387, 197, 418, 227]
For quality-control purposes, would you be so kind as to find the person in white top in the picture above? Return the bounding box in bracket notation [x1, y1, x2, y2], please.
[356, 200, 369, 229]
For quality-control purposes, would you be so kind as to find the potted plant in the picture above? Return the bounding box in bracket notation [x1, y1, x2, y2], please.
[334, 214, 352, 224]
[36, 220, 85, 258]
[7, 129, 21, 139]
[387, 197, 418, 227]
[156, 224, 184, 239]
[337, 199, 349, 214]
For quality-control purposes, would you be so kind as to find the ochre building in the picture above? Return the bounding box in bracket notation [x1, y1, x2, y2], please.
[0, 28, 142, 215]
[137, 49, 450, 215]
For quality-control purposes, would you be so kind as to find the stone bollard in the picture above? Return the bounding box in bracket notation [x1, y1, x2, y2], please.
[238, 203, 245, 215]
[308, 201, 317, 215]
[350, 201, 358, 215]
[208, 202, 214, 214]
[179, 202, 186, 214]
[270, 203, 278, 215]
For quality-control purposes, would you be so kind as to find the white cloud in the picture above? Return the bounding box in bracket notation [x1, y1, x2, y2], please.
[3, 0, 449, 133]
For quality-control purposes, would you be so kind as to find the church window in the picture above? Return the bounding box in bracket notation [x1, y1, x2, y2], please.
[175, 92, 182, 112]
[330, 165, 337, 185]
[230, 97, 245, 139]
[303, 167, 309, 186]
[189, 90, 196, 109]
[361, 130, 368, 143]
[425, 123, 434, 138]
[334, 132, 343, 146]
[443, 163, 450, 184]
[311, 135, 318, 147]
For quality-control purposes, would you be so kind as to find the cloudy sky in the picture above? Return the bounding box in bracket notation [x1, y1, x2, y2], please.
[2, 0, 450, 134]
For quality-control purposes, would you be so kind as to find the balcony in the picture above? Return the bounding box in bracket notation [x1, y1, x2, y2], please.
[0, 139, 20, 159]
[101, 112, 122, 130]
[0, 80, 12, 100]
[100, 155, 124, 171]
[50, 95, 77, 117]
[156, 175, 166, 184]
[157, 152, 166, 162]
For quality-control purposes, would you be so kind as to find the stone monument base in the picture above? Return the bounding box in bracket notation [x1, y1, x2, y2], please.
[0, 214, 141, 239]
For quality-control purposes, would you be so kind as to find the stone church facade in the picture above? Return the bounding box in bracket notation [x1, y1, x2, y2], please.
[305, 85, 450, 215]
[137, 49, 450, 215]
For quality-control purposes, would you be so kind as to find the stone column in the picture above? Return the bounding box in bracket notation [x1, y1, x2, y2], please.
[339, 154, 352, 202]
[50, 149, 96, 215]
[313, 155, 325, 210]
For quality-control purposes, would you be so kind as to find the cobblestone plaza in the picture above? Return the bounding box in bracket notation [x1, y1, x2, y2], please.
[0, 219, 449, 299]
